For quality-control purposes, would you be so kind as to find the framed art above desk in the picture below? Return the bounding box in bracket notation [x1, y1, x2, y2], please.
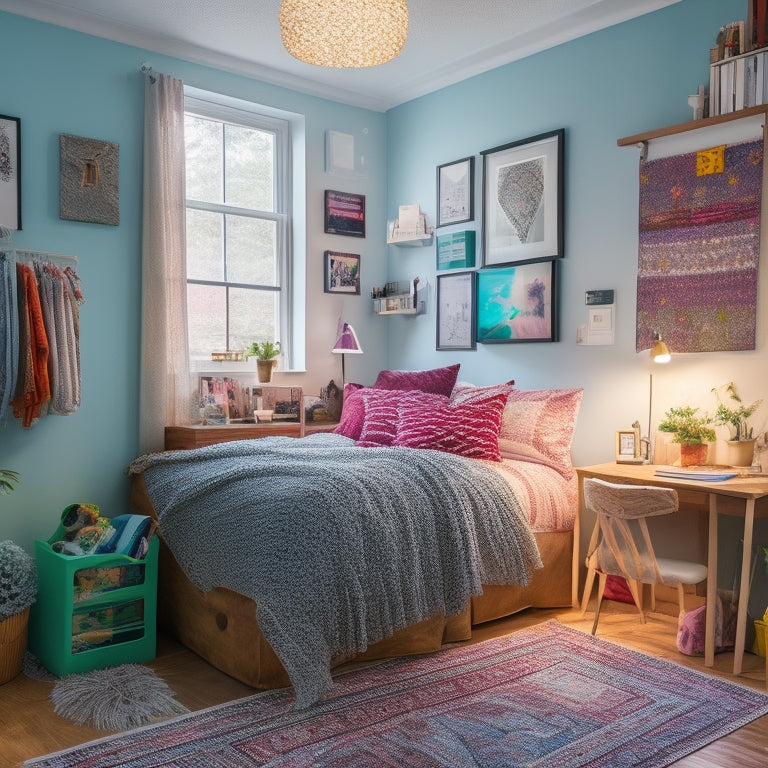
[576, 462, 768, 680]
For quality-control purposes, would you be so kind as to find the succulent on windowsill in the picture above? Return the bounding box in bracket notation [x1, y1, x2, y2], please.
[0, 540, 37, 620]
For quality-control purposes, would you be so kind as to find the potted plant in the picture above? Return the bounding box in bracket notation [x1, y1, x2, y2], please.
[246, 341, 281, 383]
[0, 538, 37, 684]
[657, 406, 717, 467]
[712, 382, 763, 467]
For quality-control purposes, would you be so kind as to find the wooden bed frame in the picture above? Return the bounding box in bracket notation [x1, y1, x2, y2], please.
[131, 474, 576, 690]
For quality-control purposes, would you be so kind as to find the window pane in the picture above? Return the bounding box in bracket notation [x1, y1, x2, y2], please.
[224, 124, 274, 212]
[186, 209, 223, 281]
[229, 287, 277, 352]
[187, 284, 226, 360]
[185, 115, 223, 203]
[226, 215, 277, 286]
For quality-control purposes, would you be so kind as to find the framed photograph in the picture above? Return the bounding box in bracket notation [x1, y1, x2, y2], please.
[481, 128, 564, 266]
[0, 115, 21, 230]
[60, 134, 120, 226]
[436, 156, 474, 227]
[437, 270, 476, 350]
[324, 189, 365, 237]
[324, 250, 361, 294]
[476, 260, 557, 344]
[615, 426, 643, 464]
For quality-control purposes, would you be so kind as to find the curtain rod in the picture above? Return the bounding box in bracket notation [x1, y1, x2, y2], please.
[140, 61, 157, 84]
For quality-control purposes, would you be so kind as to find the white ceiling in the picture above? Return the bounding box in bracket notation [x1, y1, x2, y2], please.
[0, 0, 680, 111]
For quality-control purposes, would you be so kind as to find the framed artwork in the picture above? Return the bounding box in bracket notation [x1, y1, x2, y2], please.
[476, 260, 557, 344]
[615, 426, 643, 464]
[60, 134, 120, 226]
[324, 250, 361, 294]
[436, 270, 476, 350]
[436, 156, 474, 227]
[436, 230, 475, 271]
[324, 189, 365, 237]
[0, 115, 21, 230]
[481, 128, 564, 266]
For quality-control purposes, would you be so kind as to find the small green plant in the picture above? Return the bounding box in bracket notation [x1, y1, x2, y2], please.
[658, 406, 716, 445]
[0, 541, 37, 619]
[712, 382, 762, 441]
[246, 341, 280, 361]
[0, 470, 19, 495]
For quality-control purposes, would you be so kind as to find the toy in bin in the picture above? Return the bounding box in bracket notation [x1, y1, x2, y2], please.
[50, 504, 156, 559]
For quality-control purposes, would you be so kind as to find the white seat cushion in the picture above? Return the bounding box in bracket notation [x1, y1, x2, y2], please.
[657, 557, 707, 586]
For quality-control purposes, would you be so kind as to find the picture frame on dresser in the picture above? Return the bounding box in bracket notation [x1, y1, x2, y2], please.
[481, 128, 564, 266]
[0, 114, 21, 230]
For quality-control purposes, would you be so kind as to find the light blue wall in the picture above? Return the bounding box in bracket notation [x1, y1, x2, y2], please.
[0, 12, 388, 551]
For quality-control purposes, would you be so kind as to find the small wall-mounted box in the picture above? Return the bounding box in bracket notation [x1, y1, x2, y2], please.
[436, 230, 476, 271]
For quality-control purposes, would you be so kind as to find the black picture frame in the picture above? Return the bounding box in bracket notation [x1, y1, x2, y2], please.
[476, 260, 558, 344]
[436, 270, 476, 350]
[436, 156, 474, 228]
[324, 189, 365, 237]
[480, 128, 564, 266]
[0, 114, 21, 230]
[324, 250, 361, 294]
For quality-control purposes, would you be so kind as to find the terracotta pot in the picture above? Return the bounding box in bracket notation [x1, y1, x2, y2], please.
[0, 607, 29, 685]
[726, 438, 756, 468]
[679, 443, 708, 467]
[256, 359, 276, 383]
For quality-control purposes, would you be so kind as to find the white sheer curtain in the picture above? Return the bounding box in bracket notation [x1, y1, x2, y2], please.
[139, 72, 191, 454]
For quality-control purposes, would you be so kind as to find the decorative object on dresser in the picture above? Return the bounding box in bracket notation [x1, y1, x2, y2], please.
[245, 340, 281, 383]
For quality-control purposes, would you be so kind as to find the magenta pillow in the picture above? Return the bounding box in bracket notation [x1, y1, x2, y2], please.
[497, 388, 583, 478]
[392, 393, 508, 461]
[356, 389, 449, 447]
[450, 380, 516, 405]
[333, 383, 366, 439]
[373, 363, 460, 397]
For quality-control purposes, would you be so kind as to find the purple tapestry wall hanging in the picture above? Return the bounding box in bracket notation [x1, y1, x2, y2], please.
[636, 138, 762, 353]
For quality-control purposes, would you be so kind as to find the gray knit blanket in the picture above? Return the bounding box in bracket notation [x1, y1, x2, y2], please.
[128, 433, 542, 707]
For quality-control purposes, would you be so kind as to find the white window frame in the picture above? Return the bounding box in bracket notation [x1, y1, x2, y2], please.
[183, 87, 294, 371]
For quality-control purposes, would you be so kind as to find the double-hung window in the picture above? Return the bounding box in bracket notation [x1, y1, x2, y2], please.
[183, 92, 292, 368]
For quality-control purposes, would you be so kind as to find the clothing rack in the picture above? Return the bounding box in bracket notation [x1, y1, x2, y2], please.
[14, 249, 78, 265]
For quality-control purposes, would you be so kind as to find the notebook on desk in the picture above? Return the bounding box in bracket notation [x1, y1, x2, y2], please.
[654, 467, 738, 482]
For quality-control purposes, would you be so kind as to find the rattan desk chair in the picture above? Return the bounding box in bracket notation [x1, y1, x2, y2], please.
[580, 477, 708, 635]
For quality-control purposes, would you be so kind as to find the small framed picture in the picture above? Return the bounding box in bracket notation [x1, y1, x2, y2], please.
[480, 128, 564, 266]
[324, 189, 365, 237]
[0, 114, 21, 230]
[324, 251, 360, 294]
[436, 156, 474, 228]
[436, 270, 476, 350]
[615, 426, 643, 464]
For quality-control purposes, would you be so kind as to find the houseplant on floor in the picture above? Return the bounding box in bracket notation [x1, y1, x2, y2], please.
[246, 341, 280, 383]
[712, 382, 763, 467]
[658, 406, 717, 467]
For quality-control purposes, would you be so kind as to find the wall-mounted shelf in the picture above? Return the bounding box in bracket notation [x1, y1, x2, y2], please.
[386, 234, 434, 247]
[372, 278, 427, 315]
[618, 104, 768, 150]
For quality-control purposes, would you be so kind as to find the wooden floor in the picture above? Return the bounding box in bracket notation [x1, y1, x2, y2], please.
[2, 604, 767, 768]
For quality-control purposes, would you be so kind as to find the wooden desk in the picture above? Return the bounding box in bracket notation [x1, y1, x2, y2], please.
[576, 462, 768, 676]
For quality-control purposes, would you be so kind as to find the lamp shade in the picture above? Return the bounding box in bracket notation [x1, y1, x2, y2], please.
[279, 0, 409, 68]
[651, 331, 671, 364]
[332, 322, 363, 354]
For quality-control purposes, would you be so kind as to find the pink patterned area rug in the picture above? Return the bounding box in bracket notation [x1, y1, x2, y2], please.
[25, 620, 768, 768]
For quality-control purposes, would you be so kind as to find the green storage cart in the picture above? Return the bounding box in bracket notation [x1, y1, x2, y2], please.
[29, 534, 158, 676]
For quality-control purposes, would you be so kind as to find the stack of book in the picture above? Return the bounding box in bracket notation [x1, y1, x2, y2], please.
[709, 48, 768, 116]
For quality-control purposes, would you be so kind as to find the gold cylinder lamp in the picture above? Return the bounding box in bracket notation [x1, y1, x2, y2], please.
[279, 0, 409, 68]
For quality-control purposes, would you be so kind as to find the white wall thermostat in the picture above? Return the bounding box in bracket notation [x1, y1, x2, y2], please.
[577, 289, 615, 345]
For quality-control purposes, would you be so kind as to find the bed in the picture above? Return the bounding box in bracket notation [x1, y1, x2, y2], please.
[128, 366, 582, 706]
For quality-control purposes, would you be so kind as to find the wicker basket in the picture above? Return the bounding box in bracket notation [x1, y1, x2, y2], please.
[0, 607, 30, 685]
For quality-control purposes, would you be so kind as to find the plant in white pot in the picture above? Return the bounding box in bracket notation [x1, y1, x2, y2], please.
[657, 406, 716, 467]
[246, 341, 280, 383]
[712, 382, 762, 467]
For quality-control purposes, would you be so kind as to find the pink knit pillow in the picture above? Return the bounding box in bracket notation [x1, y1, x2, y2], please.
[373, 363, 460, 397]
[357, 389, 449, 447]
[450, 380, 516, 405]
[497, 388, 583, 478]
[333, 383, 366, 439]
[393, 393, 508, 461]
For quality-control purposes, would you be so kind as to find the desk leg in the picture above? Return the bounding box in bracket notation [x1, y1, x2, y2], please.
[705, 493, 718, 668]
[733, 498, 756, 676]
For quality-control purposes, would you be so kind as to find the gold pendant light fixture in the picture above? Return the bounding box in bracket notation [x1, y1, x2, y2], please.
[279, 0, 409, 68]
